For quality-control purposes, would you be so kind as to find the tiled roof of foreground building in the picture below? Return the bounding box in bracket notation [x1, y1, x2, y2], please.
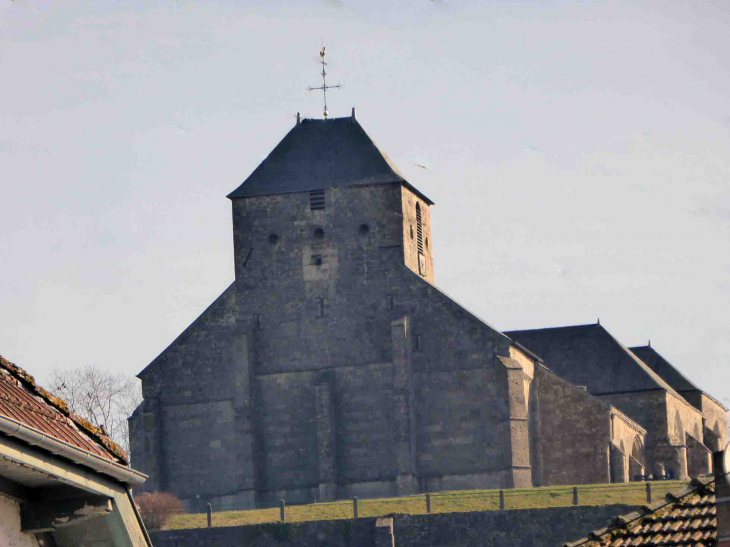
[0, 354, 128, 464]
[565, 479, 718, 547]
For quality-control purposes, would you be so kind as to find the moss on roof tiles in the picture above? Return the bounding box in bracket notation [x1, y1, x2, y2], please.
[0, 354, 129, 464]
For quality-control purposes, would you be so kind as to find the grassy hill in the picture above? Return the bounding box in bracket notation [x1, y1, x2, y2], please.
[166, 480, 687, 530]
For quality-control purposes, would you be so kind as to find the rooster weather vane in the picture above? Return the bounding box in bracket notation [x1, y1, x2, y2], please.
[308, 43, 341, 119]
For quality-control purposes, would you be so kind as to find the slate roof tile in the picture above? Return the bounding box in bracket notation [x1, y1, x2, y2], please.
[505, 324, 686, 400]
[227, 116, 433, 204]
[629, 346, 701, 394]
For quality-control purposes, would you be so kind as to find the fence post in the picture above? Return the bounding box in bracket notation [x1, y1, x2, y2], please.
[206, 503, 212, 528]
[280, 499, 286, 521]
[573, 487, 578, 506]
[426, 493, 431, 514]
[353, 496, 358, 519]
[499, 489, 505, 510]
[646, 482, 652, 504]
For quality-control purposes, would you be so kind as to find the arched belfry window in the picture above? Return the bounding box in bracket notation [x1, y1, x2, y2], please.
[416, 203, 424, 254]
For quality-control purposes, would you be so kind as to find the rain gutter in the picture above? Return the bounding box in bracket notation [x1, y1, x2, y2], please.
[0, 415, 147, 486]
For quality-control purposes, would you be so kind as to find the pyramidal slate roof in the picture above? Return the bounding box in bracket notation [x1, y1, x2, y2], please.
[228, 114, 433, 204]
[505, 323, 684, 398]
[629, 345, 702, 394]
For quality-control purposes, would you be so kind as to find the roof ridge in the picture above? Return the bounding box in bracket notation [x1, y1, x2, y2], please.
[139, 282, 237, 377]
[506, 322, 601, 334]
[629, 344, 706, 397]
[402, 266, 509, 342]
[596, 328, 689, 401]
[0, 354, 129, 464]
[503, 323, 703, 398]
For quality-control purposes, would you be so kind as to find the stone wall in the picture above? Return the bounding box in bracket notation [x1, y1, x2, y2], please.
[597, 390, 707, 480]
[130, 284, 239, 494]
[401, 187, 434, 283]
[681, 391, 729, 451]
[665, 392, 706, 479]
[131, 174, 721, 509]
[532, 365, 611, 486]
[598, 391, 667, 453]
[0, 496, 40, 547]
[609, 408, 647, 481]
[133, 183, 535, 509]
[610, 409, 645, 463]
[150, 504, 640, 547]
[665, 392, 704, 446]
[162, 400, 239, 500]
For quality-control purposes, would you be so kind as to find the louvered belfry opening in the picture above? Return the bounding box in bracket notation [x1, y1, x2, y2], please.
[416, 203, 424, 254]
[310, 189, 325, 210]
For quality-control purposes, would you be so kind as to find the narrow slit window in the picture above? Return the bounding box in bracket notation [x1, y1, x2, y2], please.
[416, 203, 424, 254]
[310, 190, 325, 211]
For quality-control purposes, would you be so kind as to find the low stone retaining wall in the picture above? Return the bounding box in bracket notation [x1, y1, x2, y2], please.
[151, 503, 639, 547]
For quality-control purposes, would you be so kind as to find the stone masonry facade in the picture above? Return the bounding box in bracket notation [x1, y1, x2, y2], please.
[150, 503, 642, 547]
[129, 112, 727, 511]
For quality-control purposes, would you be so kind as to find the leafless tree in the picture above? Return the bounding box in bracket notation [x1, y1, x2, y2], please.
[49, 365, 142, 456]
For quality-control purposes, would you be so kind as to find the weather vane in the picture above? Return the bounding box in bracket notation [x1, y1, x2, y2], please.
[308, 42, 341, 119]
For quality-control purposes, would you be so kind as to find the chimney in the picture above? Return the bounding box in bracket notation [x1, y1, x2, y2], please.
[714, 443, 730, 547]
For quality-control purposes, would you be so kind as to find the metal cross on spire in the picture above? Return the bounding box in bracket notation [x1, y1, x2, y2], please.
[308, 42, 341, 119]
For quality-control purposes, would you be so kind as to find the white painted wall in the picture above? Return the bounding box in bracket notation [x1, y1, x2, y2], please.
[0, 495, 40, 547]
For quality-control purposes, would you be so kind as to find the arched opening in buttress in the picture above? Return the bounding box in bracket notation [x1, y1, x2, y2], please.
[629, 435, 646, 480]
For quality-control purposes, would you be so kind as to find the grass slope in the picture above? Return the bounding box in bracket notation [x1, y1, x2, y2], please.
[167, 480, 687, 530]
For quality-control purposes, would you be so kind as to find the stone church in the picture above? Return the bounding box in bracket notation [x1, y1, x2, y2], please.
[129, 110, 728, 511]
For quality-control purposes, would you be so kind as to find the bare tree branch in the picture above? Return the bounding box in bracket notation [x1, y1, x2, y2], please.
[49, 365, 142, 456]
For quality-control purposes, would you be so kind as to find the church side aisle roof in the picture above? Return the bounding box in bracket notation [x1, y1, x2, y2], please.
[505, 323, 685, 399]
[630, 345, 702, 394]
[227, 115, 434, 204]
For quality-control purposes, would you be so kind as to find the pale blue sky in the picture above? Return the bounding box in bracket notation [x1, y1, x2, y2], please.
[1, 1, 728, 411]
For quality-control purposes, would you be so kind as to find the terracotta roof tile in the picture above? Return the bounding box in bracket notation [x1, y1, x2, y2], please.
[0, 354, 128, 464]
[565, 479, 718, 547]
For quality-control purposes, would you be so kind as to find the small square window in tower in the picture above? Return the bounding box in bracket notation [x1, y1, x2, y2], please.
[310, 189, 325, 211]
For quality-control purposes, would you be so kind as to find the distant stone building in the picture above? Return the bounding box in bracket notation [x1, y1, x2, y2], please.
[507, 325, 727, 483]
[129, 110, 727, 511]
